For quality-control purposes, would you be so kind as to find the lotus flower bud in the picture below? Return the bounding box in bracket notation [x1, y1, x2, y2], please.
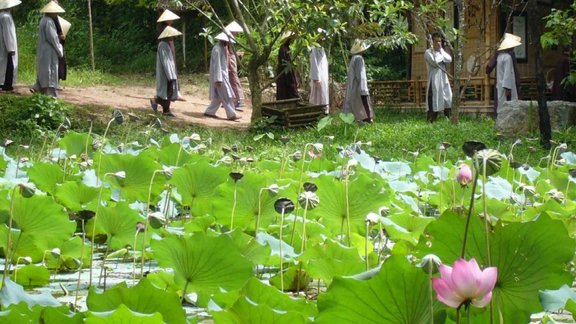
[417, 254, 441, 273]
[456, 164, 473, 186]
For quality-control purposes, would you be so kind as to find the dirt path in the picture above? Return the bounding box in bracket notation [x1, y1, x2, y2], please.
[12, 82, 252, 129]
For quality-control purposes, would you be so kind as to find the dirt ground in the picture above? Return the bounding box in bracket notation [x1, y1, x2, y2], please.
[12, 81, 252, 129]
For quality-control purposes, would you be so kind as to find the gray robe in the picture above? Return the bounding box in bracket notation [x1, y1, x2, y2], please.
[0, 11, 17, 86]
[309, 46, 329, 111]
[36, 15, 63, 89]
[343, 54, 372, 121]
[155, 40, 178, 101]
[496, 52, 518, 111]
[424, 48, 452, 112]
[208, 42, 233, 101]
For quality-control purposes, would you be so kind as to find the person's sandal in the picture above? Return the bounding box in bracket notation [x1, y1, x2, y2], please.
[227, 116, 242, 121]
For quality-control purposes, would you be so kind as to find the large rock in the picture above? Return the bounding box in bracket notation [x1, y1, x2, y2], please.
[495, 100, 576, 137]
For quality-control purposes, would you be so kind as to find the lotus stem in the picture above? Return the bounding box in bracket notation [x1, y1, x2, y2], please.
[3, 188, 17, 286]
[279, 207, 286, 292]
[74, 220, 87, 309]
[256, 188, 264, 233]
[84, 121, 93, 158]
[482, 157, 492, 266]
[98, 239, 112, 289]
[230, 182, 238, 228]
[460, 170, 479, 258]
[428, 261, 434, 324]
[345, 166, 351, 247]
[141, 170, 161, 277]
[290, 143, 310, 245]
[364, 221, 369, 272]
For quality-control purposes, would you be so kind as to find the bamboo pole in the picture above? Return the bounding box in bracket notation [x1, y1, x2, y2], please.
[88, 0, 95, 70]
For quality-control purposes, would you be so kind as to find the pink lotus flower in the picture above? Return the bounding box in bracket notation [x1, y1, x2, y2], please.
[432, 258, 497, 308]
[456, 164, 473, 186]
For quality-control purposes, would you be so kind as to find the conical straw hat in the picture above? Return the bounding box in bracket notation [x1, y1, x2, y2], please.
[498, 33, 522, 51]
[158, 26, 182, 39]
[0, 0, 21, 10]
[58, 16, 71, 37]
[280, 31, 295, 42]
[215, 32, 235, 43]
[350, 39, 370, 54]
[157, 9, 180, 22]
[40, 1, 65, 13]
[225, 21, 243, 33]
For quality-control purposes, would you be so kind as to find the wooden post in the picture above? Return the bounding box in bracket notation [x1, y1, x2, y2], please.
[182, 17, 186, 69]
[88, 0, 95, 70]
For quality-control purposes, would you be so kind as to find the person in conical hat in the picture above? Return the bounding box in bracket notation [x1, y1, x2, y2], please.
[309, 28, 329, 113]
[48, 1, 70, 84]
[224, 21, 246, 109]
[424, 32, 452, 123]
[150, 26, 182, 117]
[31, 0, 65, 97]
[156, 9, 185, 101]
[204, 32, 240, 121]
[485, 32, 522, 115]
[276, 31, 299, 100]
[343, 39, 373, 123]
[0, 0, 21, 92]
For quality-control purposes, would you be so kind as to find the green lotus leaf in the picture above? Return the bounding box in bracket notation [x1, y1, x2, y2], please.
[211, 277, 316, 323]
[382, 212, 434, 245]
[0, 194, 76, 262]
[42, 305, 85, 323]
[26, 162, 64, 195]
[95, 151, 164, 202]
[269, 266, 311, 292]
[182, 215, 216, 233]
[54, 181, 100, 213]
[211, 295, 307, 324]
[169, 158, 228, 215]
[566, 299, 576, 321]
[157, 142, 195, 167]
[0, 301, 39, 322]
[227, 229, 272, 266]
[85, 303, 164, 323]
[59, 131, 94, 158]
[312, 174, 387, 235]
[145, 270, 180, 294]
[151, 233, 253, 294]
[13, 264, 50, 287]
[0, 154, 7, 176]
[86, 277, 185, 323]
[548, 168, 576, 200]
[0, 278, 60, 308]
[416, 211, 575, 323]
[254, 232, 298, 266]
[316, 255, 435, 323]
[300, 238, 365, 285]
[86, 202, 143, 250]
[44, 236, 92, 270]
[212, 172, 287, 229]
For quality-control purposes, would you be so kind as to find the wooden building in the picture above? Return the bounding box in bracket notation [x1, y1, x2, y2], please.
[370, 0, 573, 114]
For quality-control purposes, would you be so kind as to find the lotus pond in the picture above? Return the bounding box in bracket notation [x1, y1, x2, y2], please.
[0, 112, 576, 323]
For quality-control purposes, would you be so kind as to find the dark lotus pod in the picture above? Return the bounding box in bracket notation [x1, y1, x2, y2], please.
[231, 144, 239, 152]
[474, 149, 503, 176]
[3, 139, 14, 147]
[231, 154, 240, 161]
[569, 169, 576, 179]
[136, 222, 146, 233]
[280, 135, 290, 144]
[303, 182, 318, 192]
[274, 198, 295, 214]
[148, 212, 166, 229]
[222, 147, 231, 154]
[127, 113, 141, 121]
[528, 146, 536, 153]
[63, 117, 72, 129]
[246, 157, 255, 163]
[112, 110, 124, 124]
[246, 146, 254, 152]
[78, 210, 96, 221]
[509, 160, 522, 169]
[442, 142, 451, 149]
[18, 183, 36, 198]
[462, 141, 487, 158]
[229, 172, 244, 182]
[151, 118, 162, 129]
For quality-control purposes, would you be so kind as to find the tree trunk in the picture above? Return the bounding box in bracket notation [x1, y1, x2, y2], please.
[88, 0, 95, 70]
[451, 0, 466, 124]
[528, 0, 552, 148]
[247, 60, 263, 121]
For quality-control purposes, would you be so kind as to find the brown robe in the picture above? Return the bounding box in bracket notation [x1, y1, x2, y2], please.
[276, 39, 299, 100]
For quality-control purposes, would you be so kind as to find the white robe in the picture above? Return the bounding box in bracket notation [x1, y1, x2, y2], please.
[424, 48, 452, 112]
[208, 42, 233, 101]
[496, 52, 518, 111]
[343, 54, 372, 121]
[36, 15, 63, 89]
[309, 46, 329, 112]
[0, 11, 17, 86]
[155, 40, 178, 101]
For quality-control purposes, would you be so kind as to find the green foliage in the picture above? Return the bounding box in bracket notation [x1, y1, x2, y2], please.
[0, 94, 68, 140]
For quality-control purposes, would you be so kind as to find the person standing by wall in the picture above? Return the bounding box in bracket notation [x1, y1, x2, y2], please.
[225, 21, 245, 110]
[486, 33, 521, 115]
[151, 26, 181, 117]
[424, 32, 452, 122]
[31, 1, 64, 97]
[309, 28, 329, 114]
[204, 32, 240, 121]
[0, 0, 20, 92]
[343, 39, 373, 123]
[276, 32, 299, 100]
